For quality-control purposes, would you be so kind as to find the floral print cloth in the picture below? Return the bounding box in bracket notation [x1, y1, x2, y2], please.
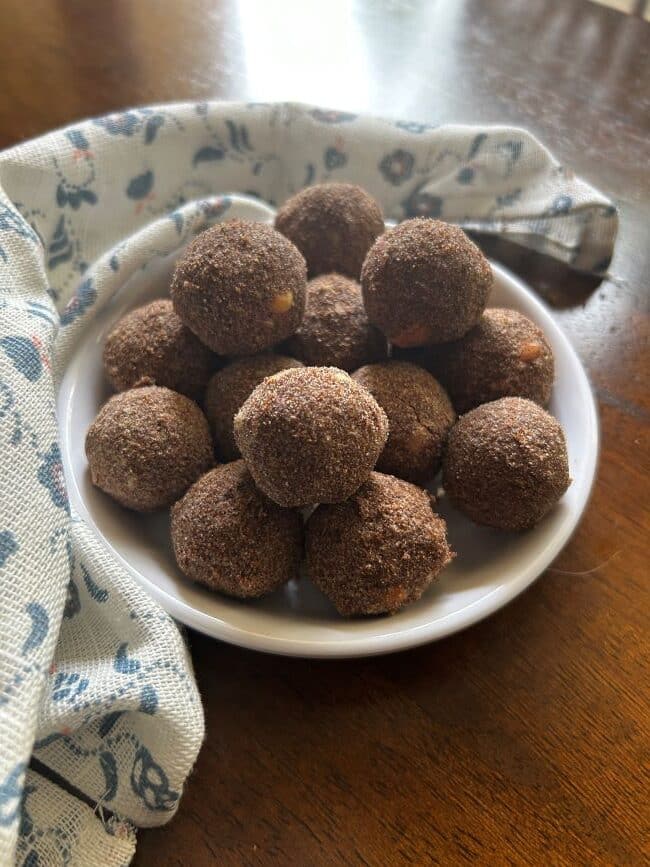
[0, 101, 616, 866]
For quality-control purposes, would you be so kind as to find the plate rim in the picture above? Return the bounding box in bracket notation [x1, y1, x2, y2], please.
[58, 260, 599, 658]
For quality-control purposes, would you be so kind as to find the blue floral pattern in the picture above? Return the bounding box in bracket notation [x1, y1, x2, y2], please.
[126, 170, 155, 200]
[0, 763, 27, 827]
[93, 111, 143, 137]
[550, 194, 573, 215]
[402, 189, 443, 219]
[379, 148, 415, 185]
[0, 337, 43, 382]
[59, 277, 96, 325]
[130, 747, 178, 812]
[36, 444, 68, 511]
[52, 672, 89, 703]
[324, 146, 347, 171]
[62, 578, 80, 619]
[0, 530, 18, 568]
[21, 604, 49, 655]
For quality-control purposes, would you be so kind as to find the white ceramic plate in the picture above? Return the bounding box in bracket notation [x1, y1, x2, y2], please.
[58, 225, 598, 659]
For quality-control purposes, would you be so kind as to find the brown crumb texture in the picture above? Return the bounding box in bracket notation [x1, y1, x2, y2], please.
[361, 218, 493, 345]
[85, 386, 213, 511]
[306, 471, 453, 616]
[275, 183, 384, 279]
[352, 361, 455, 484]
[285, 273, 388, 371]
[234, 366, 389, 507]
[204, 353, 304, 461]
[103, 299, 216, 401]
[171, 461, 303, 598]
[170, 219, 307, 355]
[425, 307, 554, 412]
[443, 397, 570, 530]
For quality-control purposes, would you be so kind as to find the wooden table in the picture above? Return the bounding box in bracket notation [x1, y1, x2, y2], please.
[2, 1, 648, 863]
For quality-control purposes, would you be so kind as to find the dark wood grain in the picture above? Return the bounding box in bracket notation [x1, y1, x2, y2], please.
[2, 1, 648, 864]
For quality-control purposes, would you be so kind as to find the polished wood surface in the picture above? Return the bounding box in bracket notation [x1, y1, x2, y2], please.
[2, 1, 648, 864]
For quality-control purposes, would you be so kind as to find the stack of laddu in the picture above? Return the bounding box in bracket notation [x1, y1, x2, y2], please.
[86, 183, 570, 617]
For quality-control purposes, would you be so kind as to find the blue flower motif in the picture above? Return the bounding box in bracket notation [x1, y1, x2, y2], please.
[0, 530, 17, 568]
[56, 182, 97, 210]
[0, 379, 14, 419]
[0, 336, 42, 382]
[379, 149, 415, 185]
[0, 762, 27, 827]
[25, 301, 55, 326]
[395, 120, 433, 134]
[225, 120, 252, 152]
[131, 746, 178, 811]
[192, 146, 225, 167]
[324, 146, 347, 170]
[60, 277, 96, 326]
[457, 167, 474, 185]
[140, 684, 158, 715]
[52, 671, 89, 703]
[144, 114, 165, 144]
[126, 171, 154, 200]
[402, 189, 443, 219]
[549, 194, 573, 215]
[114, 642, 141, 674]
[309, 109, 357, 124]
[22, 602, 49, 654]
[498, 139, 523, 176]
[37, 443, 68, 511]
[63, 578, 81, 619]
[169, 211, 184, 234]
[47, 216, 73, 270]
[65, 128, 90, 152]
[93, 111, 141, 137]
[468, 133, 487, 160]
[82, 564, 109, 602]
[99, 751, 118, 801]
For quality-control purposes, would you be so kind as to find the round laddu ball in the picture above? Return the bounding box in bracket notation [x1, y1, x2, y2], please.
[275, 183, 384, 278]
[306, 472, 453, 616]
[170, 219, 307, 355]
[103, 299, 216, 401]
[426, 308, 554, 413]
[443, 397, 570, 530]
[85, 386, 213, 511]
[204, 353, 304, 461]
[171, 461, 303, 598]
[352, 361, 455, 484]
[361, 218, 493, 346]
[234, 366, 389, 507]
[285, 273, 388, 371]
